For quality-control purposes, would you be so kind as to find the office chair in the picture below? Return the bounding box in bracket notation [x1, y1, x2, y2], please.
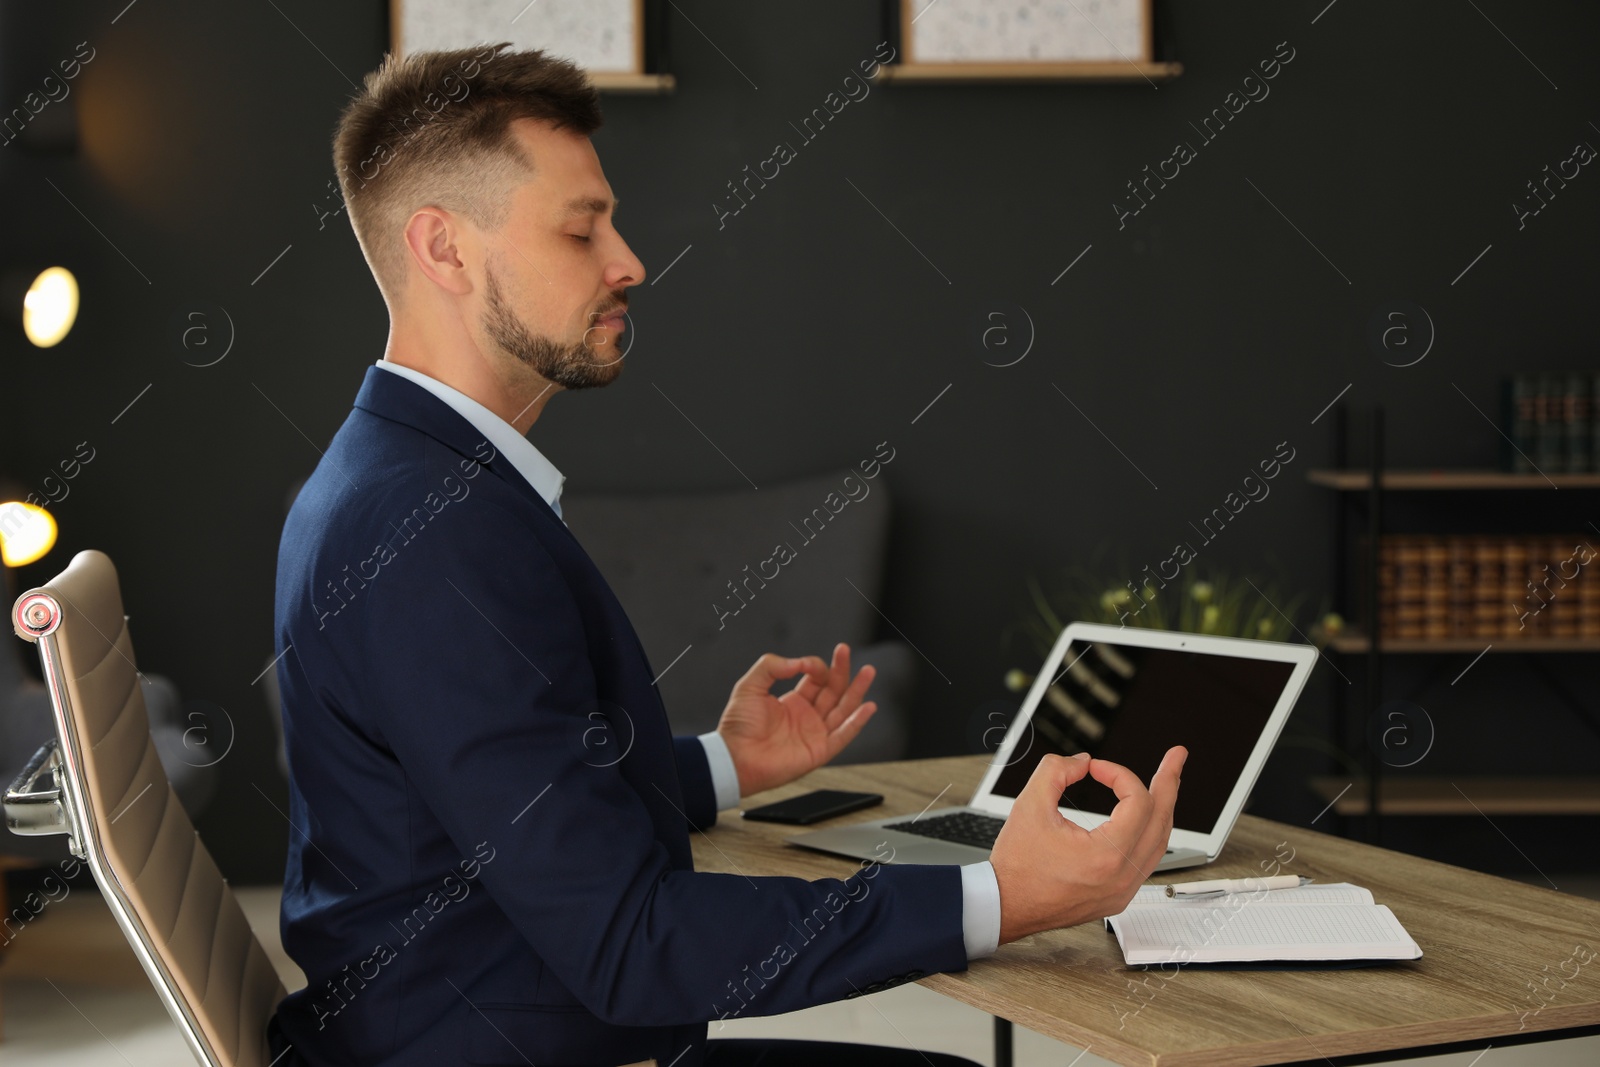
[3, 549, 285, 1066]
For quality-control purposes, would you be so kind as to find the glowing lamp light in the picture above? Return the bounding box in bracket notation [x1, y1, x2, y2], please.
[22, 266, 79, 347]
[0, 501, 58, 567]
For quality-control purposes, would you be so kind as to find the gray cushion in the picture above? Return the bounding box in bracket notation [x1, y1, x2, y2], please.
[563, 469, 911, 762]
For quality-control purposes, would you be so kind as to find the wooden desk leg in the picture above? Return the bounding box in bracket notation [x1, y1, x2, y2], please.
[993, 1016, 1012, 1067]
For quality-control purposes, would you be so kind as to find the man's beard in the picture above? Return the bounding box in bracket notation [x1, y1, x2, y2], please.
[482, 263, 624, 390]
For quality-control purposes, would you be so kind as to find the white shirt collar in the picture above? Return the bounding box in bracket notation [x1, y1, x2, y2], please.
[374, 360, 565, 519]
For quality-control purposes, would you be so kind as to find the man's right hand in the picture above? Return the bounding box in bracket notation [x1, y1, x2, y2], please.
[989, 746, 1187, 944]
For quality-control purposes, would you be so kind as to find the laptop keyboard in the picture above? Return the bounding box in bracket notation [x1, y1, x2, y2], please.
[883, 811, 1178, 857]
[883, 812, 1006, 850]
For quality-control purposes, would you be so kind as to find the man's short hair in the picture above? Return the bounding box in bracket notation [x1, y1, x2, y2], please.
[332, 42, 603, 304]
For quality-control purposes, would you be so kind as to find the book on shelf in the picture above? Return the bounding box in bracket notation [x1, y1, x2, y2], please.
[1502, 371, 1600, 474]
[1104, 881, 1422, 966]
[1375, 533, 1598, 640]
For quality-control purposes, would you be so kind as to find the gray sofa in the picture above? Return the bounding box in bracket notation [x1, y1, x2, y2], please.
[561, 468, 914, 764]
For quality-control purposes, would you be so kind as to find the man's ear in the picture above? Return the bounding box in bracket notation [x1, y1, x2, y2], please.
[403, 207, 475, 297]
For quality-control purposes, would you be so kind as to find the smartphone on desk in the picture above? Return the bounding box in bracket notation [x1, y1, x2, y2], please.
[741, 789, 884, 825]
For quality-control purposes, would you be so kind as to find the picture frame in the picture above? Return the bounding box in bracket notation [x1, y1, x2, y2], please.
[899, 0, 1153, 66]
[389, 0, 646, 75]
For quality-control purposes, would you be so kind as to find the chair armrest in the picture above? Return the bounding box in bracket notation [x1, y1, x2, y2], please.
[4, 740, 73, 841]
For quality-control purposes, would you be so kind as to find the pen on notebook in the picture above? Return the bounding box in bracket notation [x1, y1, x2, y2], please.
[1164, 875, 1311, 898]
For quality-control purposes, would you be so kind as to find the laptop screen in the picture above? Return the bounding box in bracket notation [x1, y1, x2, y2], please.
[986, 639, 1297, 833]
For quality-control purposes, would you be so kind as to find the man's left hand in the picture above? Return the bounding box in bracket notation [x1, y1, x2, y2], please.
[717, 642, 878, 797]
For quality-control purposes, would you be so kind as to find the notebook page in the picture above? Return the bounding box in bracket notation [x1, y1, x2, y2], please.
[1109, 904, 1422, 965]
[1120, 882, 1374, 911]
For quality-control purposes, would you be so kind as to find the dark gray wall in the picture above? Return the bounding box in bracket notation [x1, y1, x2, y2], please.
[5, 1, 1598, 882]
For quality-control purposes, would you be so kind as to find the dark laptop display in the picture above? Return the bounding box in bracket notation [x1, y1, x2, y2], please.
[987, 640, 1296, 833]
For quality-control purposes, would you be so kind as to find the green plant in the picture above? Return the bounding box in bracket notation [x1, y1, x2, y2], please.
[1017, 562, 1310, 663]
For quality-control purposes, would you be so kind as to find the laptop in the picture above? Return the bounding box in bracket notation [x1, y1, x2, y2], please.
[788, 622, 1318, 872]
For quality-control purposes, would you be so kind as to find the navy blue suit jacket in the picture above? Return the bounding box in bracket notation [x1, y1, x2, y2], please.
[271, 366, 969, 1067]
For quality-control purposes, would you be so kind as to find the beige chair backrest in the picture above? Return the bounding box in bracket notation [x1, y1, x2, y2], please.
[4, 550, 285, 1067]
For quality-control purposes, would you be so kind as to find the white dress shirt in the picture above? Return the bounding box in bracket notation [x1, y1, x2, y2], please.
[373, 359, 1001, 959]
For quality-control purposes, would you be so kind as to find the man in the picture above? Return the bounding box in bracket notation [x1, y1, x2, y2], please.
[270, 42, 1186, 1067]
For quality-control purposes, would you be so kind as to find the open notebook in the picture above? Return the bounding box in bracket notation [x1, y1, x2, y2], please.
[1104, 882, 1422, 966]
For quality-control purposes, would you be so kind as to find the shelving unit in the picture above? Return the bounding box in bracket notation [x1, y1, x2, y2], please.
[590, 72, 676, 94]
[1313, 403, 1600, 842]
[1308, 470, 1600, 490]
[1326, 632, 1600, 654]
[874, 61, 1183, 84]
[1305, 470, 1600, 492]
[1310, 776, 1600, 816]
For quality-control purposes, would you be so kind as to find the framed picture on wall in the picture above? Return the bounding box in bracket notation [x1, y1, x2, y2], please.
[390, 0, 646, 74]
[900, 0, 1153, 65]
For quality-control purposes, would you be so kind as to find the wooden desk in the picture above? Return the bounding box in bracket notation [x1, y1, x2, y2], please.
[691, 756, 1600, 1067]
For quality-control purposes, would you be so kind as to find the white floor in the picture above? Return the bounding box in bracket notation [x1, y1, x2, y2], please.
[1, 881, 1597, 1066]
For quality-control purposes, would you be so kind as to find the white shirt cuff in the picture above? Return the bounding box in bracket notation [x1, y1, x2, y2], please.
[697, 731, 741, 811]
[960, 861, 1002, 959]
